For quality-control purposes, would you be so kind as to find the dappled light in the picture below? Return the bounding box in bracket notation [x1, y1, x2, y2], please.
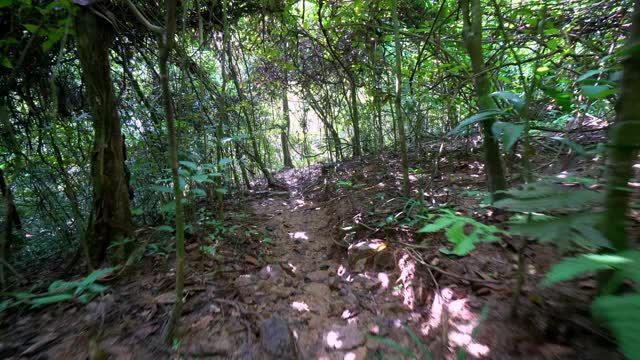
[1, 0, 633, 358]
[289, 231, 309, 240]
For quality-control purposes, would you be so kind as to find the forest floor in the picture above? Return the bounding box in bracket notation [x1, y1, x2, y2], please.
[0, 135, 624, 359]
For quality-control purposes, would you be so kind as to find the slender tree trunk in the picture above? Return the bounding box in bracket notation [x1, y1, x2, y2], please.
[160, 0, 184, 342]
[393, 0, 410, 196]
[281, 72, 293, 168]
[601, 0, 640, 251]
[0, 168, 20, 285]
[349, 80, 362, 158]
[76, 6, 133, 267]
[461, 0, 507, 200]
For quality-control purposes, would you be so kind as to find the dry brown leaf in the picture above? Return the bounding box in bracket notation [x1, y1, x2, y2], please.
[244, 255, 260, 266]
[190, 315, 215, 331]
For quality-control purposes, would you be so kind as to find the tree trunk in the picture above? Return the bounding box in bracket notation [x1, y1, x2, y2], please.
[0, 168, 20, 285]
[76, 6, 133, 268]
[601, 0, 640, 251]
[393, 0, 410, 196]
[281, 74, 294, 168]
[349, 80, 362, 158]
[461, 0, 507, 200]
[158, 0, 184, 342]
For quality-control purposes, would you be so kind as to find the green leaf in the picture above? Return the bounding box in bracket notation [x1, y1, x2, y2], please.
[31, 293, 74, 305]
[447, 222, 476, 256]
[494, 187, 602, 212]
[492, 121, 525, 151]
[449, 110, 505, 135]
[592, 295, 640, 360]
[577, 69, 608, 82]
[216, 187, 228, 194]
[191, 188, 207, 197]
[157, 225, 174, 232]
[0, 56, 13, 69]
[542, 87, 572, 111]
[48, 280, 78, 293]
[403, 324, 433, 360]
[491, 91, 524, 111]
[0, 0, 13, 8]
[192, 174, 208, 183]
[179, 160, 198, 170]
[23, 23, 39, 34]
[581, 85, 616, 99]
[160, 201, 176, 213]
[75, 267, 115, 296]
[417, 217, 455, 233]
[542, 253, 632, 286]
[150, 185, 174, 193]
[87, 283, 109, 293]
[218, 158, 232, 166]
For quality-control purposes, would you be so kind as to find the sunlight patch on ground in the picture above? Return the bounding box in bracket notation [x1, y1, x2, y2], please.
[292, 198, 308, 210]
[421, 287, 491, 357]
[291, 301, 310, 312]
[326, 330, 343, 349]
[378, 272, 390, 288]
[289, 231, 308, 240]
[285, 262, 298, 273]
[396, 253, 416, 309]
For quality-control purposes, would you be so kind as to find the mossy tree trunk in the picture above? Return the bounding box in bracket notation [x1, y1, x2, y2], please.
[75, 6, 133, 268]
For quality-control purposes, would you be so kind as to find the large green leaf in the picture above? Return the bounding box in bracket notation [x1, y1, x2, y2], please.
[447, 221, 476, 255]
[492, 121, 525, 151]
[417, 216, 455, 233]
[179, 160, 199, 170]
[449, 110, 505, 135]
[191, 174, 209, 183]
[592, 295, 640, 360]
[542, 253, 634, 286]
[31, 293, 74, 306]
[581, 85, 616, 99]
[75, 267, 115, 296]
[491, 91, 524, 111]
[494, 187, 602, 212]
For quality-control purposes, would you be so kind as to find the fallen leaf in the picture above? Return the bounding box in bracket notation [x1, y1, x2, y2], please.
[155, 292, 176, 304]
[190, 315, 215, 331]
[244, 255, 260, 266]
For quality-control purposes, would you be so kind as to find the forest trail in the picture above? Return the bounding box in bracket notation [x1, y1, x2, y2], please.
[205, 163, 490, 359]
[237, 165, 380, 358]
[1, 158, 623, 360]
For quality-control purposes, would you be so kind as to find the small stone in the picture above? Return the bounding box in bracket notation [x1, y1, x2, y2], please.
[304, 283, 331, 298]
[258, 264, 285, 281]
[324, 324, 365, 351]
[306, 270, 329, 283]
[260, 316, 297, 360]
[272, 287, 294, 299]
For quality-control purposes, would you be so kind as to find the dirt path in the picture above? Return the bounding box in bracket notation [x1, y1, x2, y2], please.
[224, 166, 449, 359]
